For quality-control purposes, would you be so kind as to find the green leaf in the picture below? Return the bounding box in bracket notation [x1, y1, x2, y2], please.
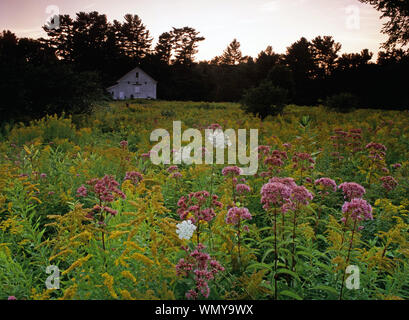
[296, 250, 315, 258]
[276, 268, 300, 282]
[280, 290, 303, 300]
[310, 285, 338, 297]
[247, 263, 273, 272]
[262, 248, 276, 263]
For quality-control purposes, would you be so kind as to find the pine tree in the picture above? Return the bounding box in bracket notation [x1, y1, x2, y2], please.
[220, 39, 244, 65]
[359, 0, 409, 50]
[119, 14, 152, 61]
[155, 32, 173, 64]
[171, 27, 205, 65]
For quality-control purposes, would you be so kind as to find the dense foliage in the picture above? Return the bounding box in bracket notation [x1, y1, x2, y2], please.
[1, 100, 408, 300]
[325, 93, 359, 113]
[241, 81, 288, 119]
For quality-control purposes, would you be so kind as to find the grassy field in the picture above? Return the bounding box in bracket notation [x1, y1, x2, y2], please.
[1, 100, 409, 300]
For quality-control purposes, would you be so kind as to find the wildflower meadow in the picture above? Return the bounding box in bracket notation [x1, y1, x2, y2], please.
[1, 100, 408, 300]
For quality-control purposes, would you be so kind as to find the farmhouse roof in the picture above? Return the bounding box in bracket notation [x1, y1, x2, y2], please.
[117, 66, 158, 83]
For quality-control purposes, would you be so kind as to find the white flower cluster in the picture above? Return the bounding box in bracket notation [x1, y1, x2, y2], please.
[176, 220, 197, 240]
[206, 129, 232, 149]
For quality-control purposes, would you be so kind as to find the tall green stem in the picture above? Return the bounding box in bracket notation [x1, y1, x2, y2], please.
[339, 219, 357, 300]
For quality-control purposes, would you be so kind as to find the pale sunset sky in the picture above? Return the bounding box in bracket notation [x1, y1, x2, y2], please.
[0, 0, 387, 60]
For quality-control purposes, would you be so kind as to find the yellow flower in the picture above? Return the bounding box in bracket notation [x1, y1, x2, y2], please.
[101, 272, 118, 299]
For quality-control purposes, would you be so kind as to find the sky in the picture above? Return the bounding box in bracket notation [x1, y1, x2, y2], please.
[0, 0, 388, 61]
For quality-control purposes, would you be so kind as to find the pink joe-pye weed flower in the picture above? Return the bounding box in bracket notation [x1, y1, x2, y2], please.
[167, 165, 178, 173]
[225, 207, 252, 225]
[124, 171, 143, 185]
[338, 182, 366, 200]
[222, 166, 242, 177]
[208, 123, 222, 130]
[260, 182, 292, 210]
[177, 191, 222, 224]
[315, 177, 337, 192]
[380, 176, 398, 192]
[264, 156, 284, 167]
[290, 185, 314, 206]
[342, 198, 373, 221]
[176, 243, 224, 300]
[76, 185, 88, 197]
[292, 152, 315, 169]
[87, 175, 126, 203]
[119, 140, 128, 148]
[392, 163, 402, 169]
[365, 142, 387, 152]
[257, 145, 271, 158]
[171, 172, 183, 179]
[236, 184, 251, 194]
[141, 150, 157, 159]
[268, 177, 298, 189]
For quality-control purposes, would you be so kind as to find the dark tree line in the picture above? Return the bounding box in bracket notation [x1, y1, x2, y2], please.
[1, 7, 408, 123]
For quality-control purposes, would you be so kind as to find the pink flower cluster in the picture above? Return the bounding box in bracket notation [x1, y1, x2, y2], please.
[268, 177, 297, 189]
[380, 176, 398, 192]
[119, 140, 128, 148]
[77, 185, 88, 197]
[261, 177, 314, 212]
[86, 204, 118, 218]
[225, 207, 252, 225]
[257, 145, 271, 158]
[260, 182, 292, 210]
[315, 177, 337, 193]
[177, 191, 222, 224]
[124, 171, 143, 185]
[292, 152, 315, 171]
[208, 123, 222, 130]
[167, 165, 178, 173]
[392, 163, 402, 169]
[171, 172, 182, 179]
[330, 128, 362, 155]
[176, 244, 224, 299]
[264, 150, 288, 167]
[338, 182, 366, 200]
[140, 150, 157, 159]
[366, 142, 387, 160]
[222, 166, 242, 176]
[366, 142, 387, 152]
[342, 198, 373, 221]
[79, 175, 126, 203]
[236, 184, 251, 194]
[291, 186, 314, 205]
[166, 165, 183, 179]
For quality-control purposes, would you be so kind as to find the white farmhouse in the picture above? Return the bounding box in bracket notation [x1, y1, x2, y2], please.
[107, 67, 157, 100]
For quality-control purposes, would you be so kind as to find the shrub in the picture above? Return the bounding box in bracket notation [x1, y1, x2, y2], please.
[241, 81, 288, 119]
[267, 65, 295, 97]
[325, 92, 359, 113]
